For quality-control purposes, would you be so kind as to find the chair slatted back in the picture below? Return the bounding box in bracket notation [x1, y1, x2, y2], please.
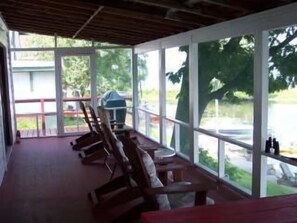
[98, 106, 113, 130]
[80, 101, 93, 132]
[122, 139, 159, 210]
[88, 105, 114, 157]
[88, 105, 101, 134]
[101, 123, 131, 181]
[280, 163, 294, 179]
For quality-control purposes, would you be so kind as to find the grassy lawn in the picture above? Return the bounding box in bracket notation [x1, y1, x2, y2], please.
[229, 167, 297, 196]
[269, 87, 297, 102]
[17, 117, 40, 129]
[200, 149, 297, 196]
[17, 116, 85, 130]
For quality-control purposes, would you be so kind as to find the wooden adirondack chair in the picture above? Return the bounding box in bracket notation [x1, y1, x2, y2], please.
[70, 101, 103, 151]
[77, 105, 116, 165]
[88, 122, 134, 210]
[277, 163, 297, 187]
[92, 131, 215, 223]
[97, 105, 132, 133]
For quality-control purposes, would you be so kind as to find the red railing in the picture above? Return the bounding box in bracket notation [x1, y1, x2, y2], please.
[15, 97, 132, 137]
[15, 97, 91, 137]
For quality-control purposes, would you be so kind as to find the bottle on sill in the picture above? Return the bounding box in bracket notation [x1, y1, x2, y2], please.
[265, 137, 272, 153]
[273, 138, 280, 156]
[16, 130, 21, 143]
[272, 138, 279, 156]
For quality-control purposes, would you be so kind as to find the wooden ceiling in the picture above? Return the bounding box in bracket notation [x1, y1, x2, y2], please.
[0, 0, 296, 46]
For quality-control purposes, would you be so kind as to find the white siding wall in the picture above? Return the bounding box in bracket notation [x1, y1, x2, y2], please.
[13, 71, 56, 114]
[0, 16, 8, 185]
[13, 72, 55, 99]
[0, 92, 6, 185]
[12, 72, 30, 99]
[34, 72, 55, 98]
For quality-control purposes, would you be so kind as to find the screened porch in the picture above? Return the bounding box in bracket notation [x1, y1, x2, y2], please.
[1, 1, 297, 222]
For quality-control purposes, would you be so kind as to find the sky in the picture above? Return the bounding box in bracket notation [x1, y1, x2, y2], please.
[141, 46, 187, 89]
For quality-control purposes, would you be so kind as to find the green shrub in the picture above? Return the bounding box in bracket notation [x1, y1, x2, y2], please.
[199, 148, 297, 195]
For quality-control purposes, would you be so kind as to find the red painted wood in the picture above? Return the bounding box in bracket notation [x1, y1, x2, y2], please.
[141, 195, 297, 223]
[0, 135, 245, 223]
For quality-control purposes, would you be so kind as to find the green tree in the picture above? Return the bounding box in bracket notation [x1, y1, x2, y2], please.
[96, 48, 132, 95]
[137, 53, 149, 99]
[15, 33, 137, 98]
[62, 56, 91, 97]
[96, 48, 148, 101]
[60, 38, 93, 98]
[167, 26, 297, 154]
[15, 32, 148, 100]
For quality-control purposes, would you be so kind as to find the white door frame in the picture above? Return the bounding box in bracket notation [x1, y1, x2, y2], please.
[55, 48, 96, 136]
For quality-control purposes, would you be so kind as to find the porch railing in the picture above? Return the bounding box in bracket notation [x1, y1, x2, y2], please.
[15, 97, 132, 138]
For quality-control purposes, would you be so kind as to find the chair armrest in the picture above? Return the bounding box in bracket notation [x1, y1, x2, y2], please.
[110, 121, 125, 126]
[155, 163, 186, 173]
[145, 182, 215, 195]
[97, 187, 143, 210]
[146, 182, 216, 206]
[113, 127, 131, 131]
[153, 157, 174, 165]
[86, 116, 100, 122]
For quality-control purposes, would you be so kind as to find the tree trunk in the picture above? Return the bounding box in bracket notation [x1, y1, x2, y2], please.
[170, 67, 190, 154]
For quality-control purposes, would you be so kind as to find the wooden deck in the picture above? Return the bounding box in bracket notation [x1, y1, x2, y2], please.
[0, 135, 246, 223]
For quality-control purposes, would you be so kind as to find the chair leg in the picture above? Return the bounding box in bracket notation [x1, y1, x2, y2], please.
[72, 134, 101, 150]
[173, 169, 184, 182]
[109, 163, 118, 181]
[74, 132, 93, 144]
[89, 175, 127, 208]
[194, 191, 207, 205]
[78, 141, 103, 158]
[81, 148, 108, 165]
[158, 171, 168, 185]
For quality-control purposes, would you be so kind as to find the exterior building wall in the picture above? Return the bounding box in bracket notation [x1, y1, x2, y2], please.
[13, 71, 56, 114]
[0, 16, 16, 185]
[13, 71, 55, 99]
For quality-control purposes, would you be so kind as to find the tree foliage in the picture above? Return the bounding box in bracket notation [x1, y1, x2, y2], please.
[168, 26, 297, 125]
[166, 26, 297, 154]
[61, 47, 134, 98]
[96, 49, 132, 95]
[62, 56, 91, 97]
[199, 149, 243, 181]
[15, 32, 137, 98]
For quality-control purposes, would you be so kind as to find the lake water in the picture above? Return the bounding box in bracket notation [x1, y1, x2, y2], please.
[200, 100, 297, 151]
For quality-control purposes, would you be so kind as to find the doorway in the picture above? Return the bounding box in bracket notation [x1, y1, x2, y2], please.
[55, 49, 96, 136]
[0, 44, 13, 148]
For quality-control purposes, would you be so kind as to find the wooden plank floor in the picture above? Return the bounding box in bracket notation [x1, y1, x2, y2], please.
[0, 135, 246, 223]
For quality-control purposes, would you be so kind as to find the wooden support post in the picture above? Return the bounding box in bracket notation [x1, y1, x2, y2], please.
[40, 98, 46, 136]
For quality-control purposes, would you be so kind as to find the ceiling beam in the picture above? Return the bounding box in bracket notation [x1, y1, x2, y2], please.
[6, 20, 142, 45]
[6, 0, 95, 15]
[57, 0, 223, 23]
[73, 6, 104, 38]
[194, 0, 288, 12]
[3, 12, 163, 42]
[101, 7, 197, 30]
[125, 0, 225, 21]
[85, 22, 170, 39]
[0, 3, 90, 22]
[92, 14, 184, 34]
[8, 23, 137, 45]
[1, 11, 81, 25]
[6, 20, 76, 35]
[186, 0, 250, 12]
